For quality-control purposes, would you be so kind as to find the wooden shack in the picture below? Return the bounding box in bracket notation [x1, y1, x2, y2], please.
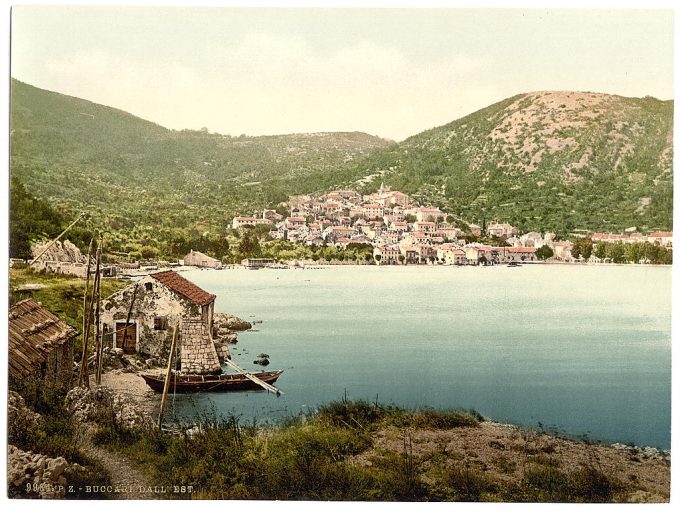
[9, 299, 76, 389]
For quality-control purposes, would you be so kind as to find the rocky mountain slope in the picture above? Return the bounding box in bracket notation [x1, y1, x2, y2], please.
[345, 91, 673, 233]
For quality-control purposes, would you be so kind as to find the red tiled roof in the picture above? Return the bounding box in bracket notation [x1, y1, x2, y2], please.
[649, 232, 672, 238]
[505, 247, 537, 253]
[151, 271, 216, 306]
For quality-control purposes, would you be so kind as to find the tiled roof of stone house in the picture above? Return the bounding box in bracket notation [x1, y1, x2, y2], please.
[151, 271, 216, 306]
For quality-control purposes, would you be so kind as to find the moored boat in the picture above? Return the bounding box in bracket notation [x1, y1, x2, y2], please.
[142, 369, 283, 393]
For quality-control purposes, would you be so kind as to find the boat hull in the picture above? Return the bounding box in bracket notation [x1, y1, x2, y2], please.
[141, 370, 283, 393]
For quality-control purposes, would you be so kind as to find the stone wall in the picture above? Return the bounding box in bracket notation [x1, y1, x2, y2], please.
[101, 276, 201, 358]
[8, 445, 78, 498]
[180, 318, 221, 375]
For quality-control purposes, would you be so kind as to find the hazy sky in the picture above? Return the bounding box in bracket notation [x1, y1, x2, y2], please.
[10, 7, 674, 141]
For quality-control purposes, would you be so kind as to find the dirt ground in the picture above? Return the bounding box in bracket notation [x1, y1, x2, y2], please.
[100, 371, 158, 416]
[354, 421, 670, 503]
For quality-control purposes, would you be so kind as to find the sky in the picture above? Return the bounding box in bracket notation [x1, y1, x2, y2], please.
[10, 6, 674, 141]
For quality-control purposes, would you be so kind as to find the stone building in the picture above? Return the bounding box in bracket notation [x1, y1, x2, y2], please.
[180, 318, 221, 374]
[9, 299, 76, 389]
[101, 270, 215, 358]
[183, 249, 222, 269]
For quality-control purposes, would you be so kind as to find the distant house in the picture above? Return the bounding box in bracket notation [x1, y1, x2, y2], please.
[551, 241, 573, 261]
[373, 245, 400, 265]
[399, 245, 420, 264]
[183, 250, 222, 269]
[416, 207, 443, 222]
[285, 217, 306, 228]
[232, 217, 273, 229]
[362, 204, 384, 219]
[647, 232, 673, 247]
[464, 245, 492, 264]
[437, 245, 466, 265]
[413, 221, 436, 233]
[9, 299, 76, 389]
[334, 237, 352, 249]
[487, 223, 518, 238]
[101, 271, 216, 357]
[242, 258, 275, 269]
[467, 224, 482, 237]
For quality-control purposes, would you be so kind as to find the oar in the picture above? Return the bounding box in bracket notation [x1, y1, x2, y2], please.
[223, 359, 282, 395]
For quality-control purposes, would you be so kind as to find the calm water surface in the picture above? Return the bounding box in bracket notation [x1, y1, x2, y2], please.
[170, 265, 671, 449]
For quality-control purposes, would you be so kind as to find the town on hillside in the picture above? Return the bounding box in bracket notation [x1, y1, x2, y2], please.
[231, 184, 673, 267]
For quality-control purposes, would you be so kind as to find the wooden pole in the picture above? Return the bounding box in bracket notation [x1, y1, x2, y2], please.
[81, 245, 101, 389]
[29, 212, 85, 265]
[92, 236, 103, 385]
[78, 238, 94, 387]
[95, 235, 104, 385]
[158, 325, 178, 428]
[119, 284, 138, 353]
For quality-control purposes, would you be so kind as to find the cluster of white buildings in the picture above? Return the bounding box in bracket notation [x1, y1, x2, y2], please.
[232, 185, 546, 265]
[226, 187, 672, 266]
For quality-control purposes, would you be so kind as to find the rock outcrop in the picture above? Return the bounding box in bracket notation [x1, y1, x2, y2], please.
[30, 239, 86, 263]
[8, 445, 84, 498]
[8, 391, 41, 440]
[65, 385, 151, 428]
[214, 313, 252, 333]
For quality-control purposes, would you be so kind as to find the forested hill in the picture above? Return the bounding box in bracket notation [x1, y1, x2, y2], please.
[10, 78, 392, 243]
[10, 80, 673, 255]
[340, 91, 673, 234]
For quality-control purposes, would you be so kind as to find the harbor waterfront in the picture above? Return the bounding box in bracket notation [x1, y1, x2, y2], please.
[173, 264, 671, 450]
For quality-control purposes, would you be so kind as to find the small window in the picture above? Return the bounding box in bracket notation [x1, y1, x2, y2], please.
[154, 317, 168, 330]
[145, 282, 153, 292]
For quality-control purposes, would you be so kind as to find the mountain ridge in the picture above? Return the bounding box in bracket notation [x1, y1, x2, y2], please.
[9, 79, 673, 254]
[341, 90, 673, 233]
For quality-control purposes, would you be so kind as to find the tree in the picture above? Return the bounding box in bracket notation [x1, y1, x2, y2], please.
[593, 243, 607, 260]
[9, 176, 64, 259]
[238, 231, 261, 258]
[404, 214, 417, 223]
[536, 245, 554, 261]
[571, 238, 593, 260]
[374, 254, 382, 264]
[398, 254, 405, 265]
[139, 246, 159, 260]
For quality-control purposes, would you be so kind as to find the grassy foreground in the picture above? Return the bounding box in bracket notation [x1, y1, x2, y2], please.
[90, 398, 651, 502]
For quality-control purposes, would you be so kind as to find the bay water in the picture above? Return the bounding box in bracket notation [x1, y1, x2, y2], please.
[172, 265, 671, 449]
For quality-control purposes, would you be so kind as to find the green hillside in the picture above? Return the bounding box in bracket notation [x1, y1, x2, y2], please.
[10, 80, 673, 257]
[338, 91, 673, 234]
[10, 79, 392, 255]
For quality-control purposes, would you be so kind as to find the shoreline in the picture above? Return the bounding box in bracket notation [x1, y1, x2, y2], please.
[99, 369, 671, 455]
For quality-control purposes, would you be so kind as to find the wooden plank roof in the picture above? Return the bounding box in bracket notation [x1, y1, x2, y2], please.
[9, 298, 77, 380]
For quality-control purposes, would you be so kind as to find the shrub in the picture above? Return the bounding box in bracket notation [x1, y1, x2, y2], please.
[445, 463, 497, 501]
[411, 409, 481, 429]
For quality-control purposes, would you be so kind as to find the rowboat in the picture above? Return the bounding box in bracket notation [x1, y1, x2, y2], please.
[141, 369, 283, 393]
